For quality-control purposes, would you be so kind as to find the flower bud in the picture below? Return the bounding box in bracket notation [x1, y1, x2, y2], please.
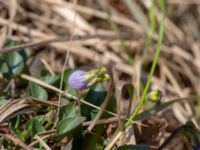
[68, 70, 88, 90]
[68, 67, 110, 90]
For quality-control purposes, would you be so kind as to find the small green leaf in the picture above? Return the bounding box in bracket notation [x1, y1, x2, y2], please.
[117, 145, 150, 150]
[0, 60, 8, 73]
[1, 39, 30, 79]
[34, 115, 46, 123]
[31, 119, 45, 137]
[40, 75, 59, 85]
[59, 103, 76, 120]
[27, 82, 48, 100]
[0, 97, 7, 105]
[146, 90, 162, 102]
[22, 119, 32, 139]
[56, 116, 85, 139]
[4, 51, 24, 78]
[13, 129, 25, 142]
[90, 109, 99, 120]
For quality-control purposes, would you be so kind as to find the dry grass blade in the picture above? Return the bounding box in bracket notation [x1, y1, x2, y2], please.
[0, 99, 29, 123]
[0, 34, 133, 54]
[105, 131, 123, 150]
[53, 5, 95, 33]
[34, 135, 51, 150]
[0, 97, 58, 123]
[82, 116, 126, 126]
[44, 0, 142, 32]
[40, 58, 55, 76]
[0, 133, 32, 150]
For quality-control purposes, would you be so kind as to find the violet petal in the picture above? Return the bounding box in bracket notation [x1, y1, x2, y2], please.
[68, 70, 88, 90]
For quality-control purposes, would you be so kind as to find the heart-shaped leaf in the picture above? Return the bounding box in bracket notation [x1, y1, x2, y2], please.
[56, 116, 85, 140]
[27, 82, 48, 100]
[59, 103, 76, 120]
[40, 75, 59, 85]
[3, 51, 24, 78]
[31, 119, 45, 137]
[81, 83, 106, 119]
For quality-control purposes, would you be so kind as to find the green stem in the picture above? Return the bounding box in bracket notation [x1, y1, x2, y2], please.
[126, 0, 165, 127]
[144, 0, 156, 55]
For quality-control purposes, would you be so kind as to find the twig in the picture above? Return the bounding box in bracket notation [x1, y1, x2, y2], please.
[84, 80, 113, 134]
[105, 131, 123, 150]
[57, 0, 78, 126]
[40, 58, 55, 76]
[29, 132, 55, 147]
[34, 135, 51, 150]
[83, 116, 126, 126]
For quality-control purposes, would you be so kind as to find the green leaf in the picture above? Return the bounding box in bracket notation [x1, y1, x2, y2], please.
[0, 97, 7, 106]
[56, 116, 85, 139]
[27, 82, 48, 100]
[4, 39, 18, 47]
[135, 96, 200, 121]
[135, 100, 177, 121]
[10, 116, 26, 142]
[0, 60, 8, 73]
[59, 103, 76, 120]
[65, 85, 77, 97]
[34, 115, 46, 123]
[10, 116, 20, 129]
[3, 51, 24, 78]
[81, 83, 106, 119]
[63, 68, 73, 86]
[31, 119, 45, 137]
[40, 75, 59, 85]
[18, 48, 30, 62]
[22, 119, 32, 139]
[117, 145, 150, 150]
[0, 39, 30, 79]
[13, 129, 25, 142]
[146, 90, 162, 102]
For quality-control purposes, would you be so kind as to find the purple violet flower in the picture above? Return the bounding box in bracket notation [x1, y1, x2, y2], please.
[68, 67, 110, 90]
[68, 70, 88, 90]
